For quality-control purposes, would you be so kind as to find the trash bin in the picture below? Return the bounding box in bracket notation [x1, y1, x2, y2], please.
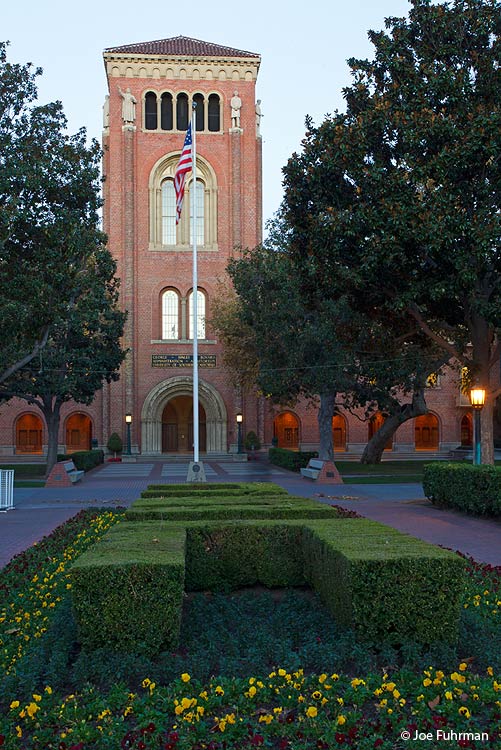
[0, 470, 14, 511]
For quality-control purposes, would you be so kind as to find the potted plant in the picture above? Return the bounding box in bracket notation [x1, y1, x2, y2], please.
[244, 431, 261, 459]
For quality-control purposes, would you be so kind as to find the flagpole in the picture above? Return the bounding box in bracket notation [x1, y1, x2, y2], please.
[192, 102, 199, 465]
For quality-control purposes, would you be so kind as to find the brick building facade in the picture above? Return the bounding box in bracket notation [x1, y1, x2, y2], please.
[0, 37, 491, 459]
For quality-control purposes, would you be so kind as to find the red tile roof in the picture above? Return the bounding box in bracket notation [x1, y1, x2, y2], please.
[104, 36, 259, 59]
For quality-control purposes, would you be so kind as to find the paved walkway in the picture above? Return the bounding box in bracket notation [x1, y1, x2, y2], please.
[1, 460, 500, 568]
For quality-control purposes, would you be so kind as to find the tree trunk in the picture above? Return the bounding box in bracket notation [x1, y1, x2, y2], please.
[317, 391, 336, 461]
[361, 388, 428, 464]
[40, 397, 62, 478]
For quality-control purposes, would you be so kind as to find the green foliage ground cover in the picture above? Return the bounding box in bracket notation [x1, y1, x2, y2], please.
[0, 508, 500, 749]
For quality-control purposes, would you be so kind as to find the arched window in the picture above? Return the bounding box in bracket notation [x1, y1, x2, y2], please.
[145, 92, 158, 130]
[193, 93, 205, 131]
[190, 179, 205, 246]
[332, 414, 347, 451]
[273, 412, 300, 450]
[16, 413, 43, 454]
[176, 93, 189, 130]
[149, 153, 218, 251]
[161, 179, 176, 245]
[161, 92, 173, 130]
[461, 414, 473, 447]
[162, 290, 180, 339]
[208, 94, 220, 132]
[188, 289, 206, 339]
[415, 414, 439, 450]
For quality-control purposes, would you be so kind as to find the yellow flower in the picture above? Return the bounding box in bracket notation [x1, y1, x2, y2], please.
[445, 691, 453, 700]
[459, 706, 471, 719]
[141, 678, 151, 688]
[33, 694, 42, 702]
[487, 667, 494, 677]
[16, 726, 22, 738]
[278, 668, 286, 677]
[215, 686, 224, 696]
[181, 673, 191, 682]
[393, 689, 400, 700]
[10, 701, 20, 709]
[459, 663, 468, 672]
[247, 686, 257, 698]
[337, 715, 346, 725]
[423, 678, 432, 687]
[312, 691, 322, 700]
[318, 673, 327, 684]
[306, 706, 318, 718]
[44, 686, 53, 695]
[174, 705, 184, 716]
[26, 702, 39, 718]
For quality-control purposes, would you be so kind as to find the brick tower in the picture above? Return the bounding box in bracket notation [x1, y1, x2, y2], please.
[101, 36, 263, 455]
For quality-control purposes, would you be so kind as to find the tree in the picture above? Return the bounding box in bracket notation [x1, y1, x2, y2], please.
[0, 42, 104, 384]
[4, 247, 126, 474]
[280, 0, 500, 462]
[215, 241, 444, 463]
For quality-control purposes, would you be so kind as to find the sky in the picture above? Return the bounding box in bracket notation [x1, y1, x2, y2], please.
[3, 0, 414, 228]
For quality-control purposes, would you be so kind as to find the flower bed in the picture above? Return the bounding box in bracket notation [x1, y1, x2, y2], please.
[0, 508, 500, 749]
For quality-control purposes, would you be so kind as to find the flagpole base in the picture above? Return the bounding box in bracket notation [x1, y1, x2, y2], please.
[186, 461, 207, 483]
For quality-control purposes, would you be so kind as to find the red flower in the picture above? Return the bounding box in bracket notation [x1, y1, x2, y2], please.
[374, 741, 384, 749]
[250, 736, 264, 746]
[335, 733, 346, 743]
[0, 737, 5, 747]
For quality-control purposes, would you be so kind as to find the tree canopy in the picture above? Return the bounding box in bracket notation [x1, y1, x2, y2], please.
[280, 0, 500, 461]
[0, 41, 104, 384]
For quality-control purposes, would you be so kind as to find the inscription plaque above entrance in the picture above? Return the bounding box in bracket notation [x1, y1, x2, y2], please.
[152, 354, 216, 368]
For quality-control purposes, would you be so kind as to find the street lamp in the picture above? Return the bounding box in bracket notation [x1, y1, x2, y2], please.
[470, 386, 486, 466]
[236, 412, 243, 454]
[125, 413, 132, 455]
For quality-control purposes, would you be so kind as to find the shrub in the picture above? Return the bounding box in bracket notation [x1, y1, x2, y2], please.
[268, 447, 318, 472]
[106, 432, 123, 456]
[423, 462, 501, 516]
[244, 430, 261, 450]
[56, 449, 104, 471]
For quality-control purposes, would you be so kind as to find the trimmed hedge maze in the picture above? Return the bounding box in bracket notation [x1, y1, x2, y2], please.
[71, 483, 466, 655]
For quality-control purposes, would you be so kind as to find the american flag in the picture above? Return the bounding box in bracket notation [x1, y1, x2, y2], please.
[174, 123, 193, 224]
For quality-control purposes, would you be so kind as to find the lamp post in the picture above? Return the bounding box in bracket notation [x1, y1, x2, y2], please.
[470, 386, 486, 466]
[236, 412, 243, 454]
[125, 413, 132, 456]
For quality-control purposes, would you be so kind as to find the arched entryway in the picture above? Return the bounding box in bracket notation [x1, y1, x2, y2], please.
[415, 413, 439, 450]
[332, 414, 347, 451]
[141, 377, 227, 454]
[16, 413, 43, 454]
[368, 412, 392, 450]
[460, 414, 473, 447]
[65, 413, 92, 453]
[161, 397, 206, 453]
[273, 411, 300, 450]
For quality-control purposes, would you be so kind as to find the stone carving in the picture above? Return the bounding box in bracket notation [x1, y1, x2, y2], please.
[103, 94, 110, 129]
[118, 86, 137, 124]
[230, 90, 242, 129]
[255, 99, 263, 136]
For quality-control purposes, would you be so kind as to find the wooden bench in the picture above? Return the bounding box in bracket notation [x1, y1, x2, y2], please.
[300, 458, 324, 480]
[62, 460, 84, 483]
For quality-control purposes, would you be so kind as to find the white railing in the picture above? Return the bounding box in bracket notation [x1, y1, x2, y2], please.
[0, 470, 14, 511]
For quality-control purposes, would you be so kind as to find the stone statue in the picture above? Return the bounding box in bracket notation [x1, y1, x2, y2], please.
[255, 99, 263, 136]
[118, 86, 137, 124]
[230, 90, 242, 129]
[103, 94, 110, 129]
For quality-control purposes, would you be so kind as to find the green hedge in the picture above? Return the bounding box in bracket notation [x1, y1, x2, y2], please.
[302, 520, 466, 644]
[71, 522, 186, 655]
[268, 447, 318, 472]
[125, 502, 337, 522]
[141, 482, 287, 498]
[72, 510, 465, 652]
[185, 523, 305, 591]
[57, 450, 104, 472]
[423, 462, 501, 516]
